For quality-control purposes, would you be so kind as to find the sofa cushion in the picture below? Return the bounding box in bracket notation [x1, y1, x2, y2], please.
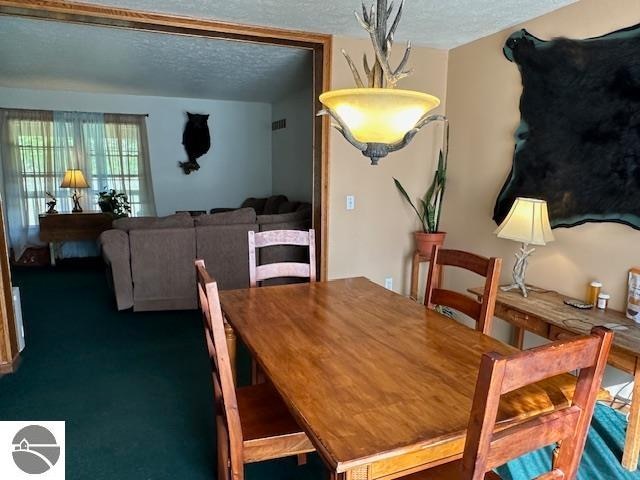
[195, 223, 257, 290]
[113, 212, 193, 232]
[262, 195, 288, 215]
[195, 208, 257, 226]
[257, 207, 310, 226]
[277, 201, 300, 214]
[129, 227, 197, 311]
[241, 197, 268, 214]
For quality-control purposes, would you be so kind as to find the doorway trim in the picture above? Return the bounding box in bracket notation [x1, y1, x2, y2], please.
[0, 0, 332, 280]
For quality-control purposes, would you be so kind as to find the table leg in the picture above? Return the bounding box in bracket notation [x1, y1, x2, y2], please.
[512, 326, 525, 350]
[410, 252, 420, 301]
[622, 363, 640, 470]
[344, 465, 369, 479]
[223, 317, 237, 385]
[49, 242, 56, 266]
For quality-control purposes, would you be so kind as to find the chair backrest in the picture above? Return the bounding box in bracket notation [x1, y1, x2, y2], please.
[195, 259, 244, 480]
[248, 229, 316, 287]
[424, 245, 502, 334]
[461, 326, 613, 480]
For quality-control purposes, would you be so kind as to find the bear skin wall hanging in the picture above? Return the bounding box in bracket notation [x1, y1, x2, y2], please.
[179, 112, 211, 175]
[494, 25, 640, 230]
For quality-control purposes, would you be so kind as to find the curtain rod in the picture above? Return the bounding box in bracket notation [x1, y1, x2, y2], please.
[0, 107, 149, 117]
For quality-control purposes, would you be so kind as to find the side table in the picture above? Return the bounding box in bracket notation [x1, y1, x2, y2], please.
[38, 212, 113, 265]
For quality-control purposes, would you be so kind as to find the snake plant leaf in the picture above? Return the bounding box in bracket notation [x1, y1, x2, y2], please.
[418, 199, 430, 232]
[423, 170, 439, 205]
[426, 204, 437, 233]
[394, 177, 423, 226]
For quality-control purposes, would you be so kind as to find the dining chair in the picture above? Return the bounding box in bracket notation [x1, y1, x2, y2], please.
[249, 229, 316, 287]
[397, 326, 613, 480]
[424, 245, 502, 335]
[247, 228, 317, 387]
[195, 259, 315, 480]
[248, 229, 316, 287]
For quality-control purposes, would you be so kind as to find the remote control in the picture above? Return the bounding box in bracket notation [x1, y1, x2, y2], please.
[563, 298, 594, 309]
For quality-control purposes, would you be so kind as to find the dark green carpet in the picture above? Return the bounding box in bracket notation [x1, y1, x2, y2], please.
[2, 266, 637, 479]
[0, 265, 326, 479]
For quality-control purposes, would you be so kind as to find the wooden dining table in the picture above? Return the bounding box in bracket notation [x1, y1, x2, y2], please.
[219, 277, 583, 479]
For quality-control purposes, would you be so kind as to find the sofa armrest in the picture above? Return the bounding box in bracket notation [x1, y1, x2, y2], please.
[100, 229, 133, 310]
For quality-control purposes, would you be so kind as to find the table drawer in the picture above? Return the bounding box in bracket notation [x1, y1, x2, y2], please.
[549, 325, 637, 374]
[495, 304, 549, 337]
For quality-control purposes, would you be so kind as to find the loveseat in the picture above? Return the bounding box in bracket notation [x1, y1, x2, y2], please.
[100, 202, 311, 311]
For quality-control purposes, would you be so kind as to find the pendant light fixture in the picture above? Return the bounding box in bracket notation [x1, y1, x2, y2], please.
[319, 0, 448, 165]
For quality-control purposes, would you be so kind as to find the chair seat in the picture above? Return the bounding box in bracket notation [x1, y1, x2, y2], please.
[400, 460, 502, 480]
[237, 382, 315, 463]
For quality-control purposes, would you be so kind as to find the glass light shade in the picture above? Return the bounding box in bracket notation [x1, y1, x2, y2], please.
[495, 197, 554, 246]
[319, 88, 440, 144]
[60, 169, 89, 189]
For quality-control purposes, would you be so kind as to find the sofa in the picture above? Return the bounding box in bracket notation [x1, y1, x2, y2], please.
[100, 198, 311, 312]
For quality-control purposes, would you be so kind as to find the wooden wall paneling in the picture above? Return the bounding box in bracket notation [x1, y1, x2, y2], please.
[0, 198, 19, 373]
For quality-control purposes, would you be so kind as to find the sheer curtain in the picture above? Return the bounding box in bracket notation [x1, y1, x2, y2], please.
[0, 109, 56, 259]
[0, 109, 156, 259]
[102, 114, 155, 217]
[53, 111, 106, 212]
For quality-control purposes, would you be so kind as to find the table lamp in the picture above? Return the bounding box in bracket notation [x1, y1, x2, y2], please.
[494, 197, 554, 297]
[60, 169, 89, 213]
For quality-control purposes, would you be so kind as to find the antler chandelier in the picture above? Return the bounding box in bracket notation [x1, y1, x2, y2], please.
[319, 0, 446, 165]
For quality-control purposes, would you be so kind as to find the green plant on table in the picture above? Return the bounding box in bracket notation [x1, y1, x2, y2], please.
[97, 188, 131, 218]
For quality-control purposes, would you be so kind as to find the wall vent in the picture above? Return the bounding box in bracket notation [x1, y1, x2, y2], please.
[272, 118, 287, 131]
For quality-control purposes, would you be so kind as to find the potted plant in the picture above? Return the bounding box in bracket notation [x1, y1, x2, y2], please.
[393, 150, 447, 259]
[97, 188, 131, 218]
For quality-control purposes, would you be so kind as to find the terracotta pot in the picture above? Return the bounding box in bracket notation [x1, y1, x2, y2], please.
[414, 231, 447, 259]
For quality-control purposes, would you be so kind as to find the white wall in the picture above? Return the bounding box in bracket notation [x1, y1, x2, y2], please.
[0, 87, 272, 215]
[271, 85, 313, 202]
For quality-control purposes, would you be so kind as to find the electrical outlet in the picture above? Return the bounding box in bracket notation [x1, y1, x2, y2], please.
[384, 277, 393, 290]
[346, 195, 355, 210]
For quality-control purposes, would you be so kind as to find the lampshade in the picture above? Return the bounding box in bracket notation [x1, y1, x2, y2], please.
[60, 169, 89, 189]
[319, 88, 441, 144]
[495, 197, 554, 246]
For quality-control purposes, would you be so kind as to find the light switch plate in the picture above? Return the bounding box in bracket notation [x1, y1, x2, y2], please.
[346, 195, 355, 210]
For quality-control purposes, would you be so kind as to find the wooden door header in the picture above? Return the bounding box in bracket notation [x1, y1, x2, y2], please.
[0, 0, 332, 48]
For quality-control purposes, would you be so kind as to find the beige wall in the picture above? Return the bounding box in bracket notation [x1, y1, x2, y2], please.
[443, 0, 640, 373]
[327, 36, 449, 293]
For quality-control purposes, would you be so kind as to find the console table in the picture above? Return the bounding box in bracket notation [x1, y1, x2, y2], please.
[469, 286, 640, 471]
[39, 212, 113, 265]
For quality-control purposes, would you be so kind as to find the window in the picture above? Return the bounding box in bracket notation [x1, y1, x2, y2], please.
[0, 109, 156, 258]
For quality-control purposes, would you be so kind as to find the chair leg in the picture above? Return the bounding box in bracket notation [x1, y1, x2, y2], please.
[297, 453, 307, 466]
[251, 358, 266, 385]
[217, 427, 231, 480]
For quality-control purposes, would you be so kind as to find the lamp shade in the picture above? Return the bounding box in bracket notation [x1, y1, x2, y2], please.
[319, 88, 440, 144]
[60, 169, 89, 189]
[494, 197, 554, 246]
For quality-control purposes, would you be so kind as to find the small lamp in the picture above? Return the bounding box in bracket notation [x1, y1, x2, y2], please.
[494, 197, 554, 297]
[60, 169, 90, 213]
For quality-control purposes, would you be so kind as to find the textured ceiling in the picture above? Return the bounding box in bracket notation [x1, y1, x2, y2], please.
[0, 17, 312, 103]
[77, 0, 577, 49]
